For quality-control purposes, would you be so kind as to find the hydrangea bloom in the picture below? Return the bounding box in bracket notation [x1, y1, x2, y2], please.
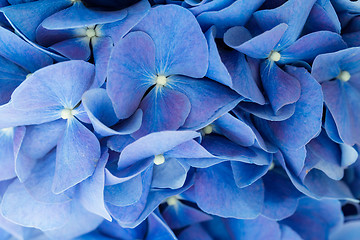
[0, 0, 359, 239]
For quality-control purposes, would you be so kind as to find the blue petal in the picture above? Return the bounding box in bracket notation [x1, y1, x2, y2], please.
[194, 162, 264, 218]
[1, 0, 71, 41]
[196, 0, 265, 34]
[11, 60, 95, 112]
[231, 161, 270, 188]
[41, 2, 127, 30]
[221, 50, 266, 104]
[281, 197, 343, 240]
[262, 170, 302, 220]
[107, 31, 155, 119]
[50, 37, 91, 60]
[162, 200, 212, 229]
[146, 213, 177, 240]
[0, 26, 52, 73]
[119, 131, 199, 171]
[76, 150, 111, 221]
[104, 174, 143, 207]
[213, 113, 255, 147]
[1, 179, 71, 231]
[330, 221, 360, 240]
[171, 76, 241, 130]
[82, 88, 142, 137]
[225, 216, 281, 240]
[253, 0, 317, 48]
[0, 128, 17, 180]
[152, 158, 189, 189]
[204, 26, 232, 87]
[52, 117, 101, 194]
[261, 62, 301, 113]
[43, 201, 103, 240]
[279, 31, 346, 64]
[134, 87, 191, 138]
[23, 150, 71, 204]
[133, 4, 208, 78]
[16, 120, 66, 182]
[225, 23, 288, 59]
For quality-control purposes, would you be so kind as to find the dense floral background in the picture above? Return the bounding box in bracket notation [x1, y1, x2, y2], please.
[0, 0, 359, 239]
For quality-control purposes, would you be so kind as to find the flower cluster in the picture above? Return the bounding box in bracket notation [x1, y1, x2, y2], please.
[0, 0, 359, 239]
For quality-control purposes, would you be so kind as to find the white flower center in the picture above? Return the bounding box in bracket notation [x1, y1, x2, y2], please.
[1, 127, 13, 136]
[269, 51, 281, 62]
[268, 162, 275, 170]
[154, 154, 165, 165]
[166, 196, 178, 206]
[26, 73, 32, 79]
[86, 28, 97, 38]
[61, 108, 73, 120]
[156, 75, 167, 86]
[338, 71, 351, 82]
[203, 125, 213, 135]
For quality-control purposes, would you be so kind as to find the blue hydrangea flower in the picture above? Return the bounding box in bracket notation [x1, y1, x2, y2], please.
[312, 47, 360, 146]
[107, 4, 240, 137]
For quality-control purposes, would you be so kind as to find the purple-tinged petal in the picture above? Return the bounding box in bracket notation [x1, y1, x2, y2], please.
[0, 26, 52, 72]
[262, 170, 302, 220]
[76, 150, 111, 221]
[12, 60, 95, 111]
[50, 37, 91, 60]
[119, 131, 199, 170]
[194, 162, 264, 218]
[254, 0, 317, 48]
[267, 66, 323, 150]
[41, 2, 126, 30]
[146, 213, 177, 240]
[279, 31, 346, 64]
[152, 158, 189, 189]
[107, 31, 155, 119]
[221, 50, 265, 104]
[204, 26, 232, 87]
[261, 62, 301, 114]
[171, 76, 241, 130]
[162, 200, 212, 229]
[225, 23, 288, 59]
[213, 113, 255, 147]
[1, 179, 71, 231]
[134, 87, 191, 138]
[0, 0, 71, 41]
[52, 118, 101, 194]
[133, 5, 208, 78]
